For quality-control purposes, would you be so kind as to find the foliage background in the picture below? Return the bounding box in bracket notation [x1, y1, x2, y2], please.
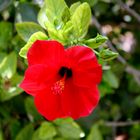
[0, 0, 140, 140]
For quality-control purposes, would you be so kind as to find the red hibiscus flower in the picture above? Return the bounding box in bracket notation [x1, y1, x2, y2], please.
[20, 40, 102, 120]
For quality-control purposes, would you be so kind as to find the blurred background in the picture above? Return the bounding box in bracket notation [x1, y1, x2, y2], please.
[0, 0, 140, 140]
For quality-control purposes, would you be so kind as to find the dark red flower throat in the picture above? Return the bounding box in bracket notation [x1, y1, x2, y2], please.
[51, 67, 72, 95]
[59, 66, 72, 79]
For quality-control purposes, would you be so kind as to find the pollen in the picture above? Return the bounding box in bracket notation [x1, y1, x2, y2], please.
[51, 79, 65, 95]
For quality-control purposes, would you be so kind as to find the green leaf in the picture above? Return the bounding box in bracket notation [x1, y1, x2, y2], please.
[0, 22, 13, 49]
[25, 97, 43, 121]
[9, 119, 21, 140]
[134, 96, 140, 108]
[0, 87, 22, 102]
[16, 3, 38, 22]
[99, 49, 118, 61]
[11, 35, 25, 52]
[0, 73, 23, 102]
[62, 21, 73, 40]
[15, 124, 34, 140]
[0, 52, 17, 79]
[54, 118, 85, 139]
[37, 1, 50, 29]
[19, 31, 48, 58]
[38, 0, 67, 29]
[130, 124, 140, 139]
[103, 70, 119, 89]
[61, 7, 70, 24]
[87, 125, 103, 140]
[71, 2, 91, 38]
[85, 34, 108, 49]
[32, 129, 53, 140]
[127, 74, 140, 93]
[0, 127, 4, 140]
[32, 129, 43, 140]
[54, 138, 66, 140]
[38, 122, 57, 139]
[10, 73, 23, 86]
[47, 28, 66, 44]
[99, 82, 114, 97]
[16, 22, 44, 42]
[81, 0, 98, 7]
[0, 104, 10, 118]
[70, 1, 81, 15]
[31, 129, 40, 140]
[0, 53, 6, 63]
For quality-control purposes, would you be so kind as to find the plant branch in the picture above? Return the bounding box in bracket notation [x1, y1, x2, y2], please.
[91, 16, 126, 64]
[125, 65, 140, 85]
[116, 0, 140, 23]
[91, 16, 140, 84]
[104, 120, 140, 127]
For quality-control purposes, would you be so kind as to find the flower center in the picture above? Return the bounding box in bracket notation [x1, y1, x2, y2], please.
[51, 67, 72, 95]
[59, 66, 72, 78]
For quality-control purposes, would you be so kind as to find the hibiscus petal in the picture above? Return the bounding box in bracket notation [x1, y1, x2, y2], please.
[66, 46, 98, 68]
[73, 65, 102, 87]
[34, 87, 65, 121]
[66, 46, 102, 87]
[61, 81, 99, 119]
[27, 40, 65, 66]
[20, 64, 56, 96]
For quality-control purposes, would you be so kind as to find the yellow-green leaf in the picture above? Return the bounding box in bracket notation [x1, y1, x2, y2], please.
[54, 118, 85, 139]
[70, 1, 81, 15]
[15, 124, 34, 140]
[0, 52, 17, 79]
[38, 122, 57, 139]
[71, 2, 91, 38]
[99, 49, 118, 61]
[85, 34, 108, 49]
[38, 0, 67, 29]
[87, 125, 103, 140]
